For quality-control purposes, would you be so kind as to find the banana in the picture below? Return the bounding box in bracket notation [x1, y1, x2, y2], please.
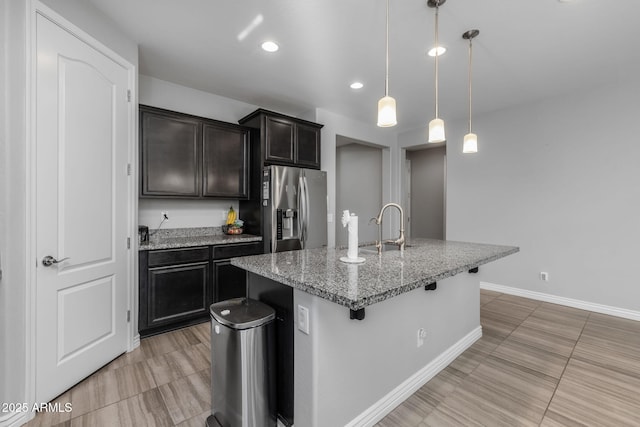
[226, 206, 236, 225]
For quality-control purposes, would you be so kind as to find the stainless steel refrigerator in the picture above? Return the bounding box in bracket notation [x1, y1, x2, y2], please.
[262, 165, 327, 253]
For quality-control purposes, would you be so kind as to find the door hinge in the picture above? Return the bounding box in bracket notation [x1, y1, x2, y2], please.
[127, 310, 131, 322]
[127, 237, 131, 249]
[127, 163, 131, 176]
[127, 89, 131, 102]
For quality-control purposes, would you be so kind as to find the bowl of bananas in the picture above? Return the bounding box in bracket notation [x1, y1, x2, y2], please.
[222, 206, 244, 235]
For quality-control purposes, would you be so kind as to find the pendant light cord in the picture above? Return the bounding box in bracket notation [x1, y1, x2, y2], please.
[468, 37, 473, 133]
[434, 4, 439, 118]
[385, 0, 390, 97]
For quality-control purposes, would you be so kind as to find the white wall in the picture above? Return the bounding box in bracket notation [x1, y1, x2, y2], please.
[407, 146, 445, 239]
[138, 75, 260, 229]
[1, 0, 28, 418]
[336, 143, 383, 246]
[441, 77, 640, 312]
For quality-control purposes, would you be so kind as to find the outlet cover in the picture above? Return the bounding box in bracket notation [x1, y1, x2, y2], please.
[297, 305, 310, 335]
[417, 328, 426, 348]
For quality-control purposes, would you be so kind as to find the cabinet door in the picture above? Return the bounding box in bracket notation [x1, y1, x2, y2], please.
[140, 107, 201, 197]
[265, 116, 295, 164]
[213, 260, 247, 302]
[295, 123, 321, 169]
[147, 261, 210, 327]
[203, 123, 249, 198]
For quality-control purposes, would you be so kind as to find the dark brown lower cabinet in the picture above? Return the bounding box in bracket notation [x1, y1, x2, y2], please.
[211, 241, 263, 303]
[139, 241, 264, 337]
[213, 260, 247, 302]
[148, 262, 209, 323]
[139, 247, 211, 337]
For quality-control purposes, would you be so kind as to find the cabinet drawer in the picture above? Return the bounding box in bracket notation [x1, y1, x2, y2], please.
[212, 242, 263, 260]
[148, 246, 209, 267]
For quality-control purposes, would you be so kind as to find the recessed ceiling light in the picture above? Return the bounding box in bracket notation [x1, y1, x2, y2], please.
[350, 82, 364, 89]
[261, 41, 279, 52]
[428, 46, 446, 57]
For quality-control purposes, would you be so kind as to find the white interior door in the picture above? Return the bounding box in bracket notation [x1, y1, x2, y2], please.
[35, 13, 130, 403]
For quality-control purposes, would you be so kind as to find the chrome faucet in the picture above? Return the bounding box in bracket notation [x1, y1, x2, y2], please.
[370, 203, 405, 254]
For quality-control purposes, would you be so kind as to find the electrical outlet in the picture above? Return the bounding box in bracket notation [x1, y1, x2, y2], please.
[297, 305, 310, 335]
[221, 211, 228, 222]
[540, 271, 549, 281]
[161, 211, 169, 221]
[417, 328, 426, 348]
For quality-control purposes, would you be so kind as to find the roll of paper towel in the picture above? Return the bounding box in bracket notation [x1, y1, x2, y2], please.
[347, 214, 358, 259]
[341, 210, 363, 263]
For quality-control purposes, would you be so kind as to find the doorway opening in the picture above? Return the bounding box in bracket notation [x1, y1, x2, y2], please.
[405, 145, 446, 240]
[335, 136, 383, 247]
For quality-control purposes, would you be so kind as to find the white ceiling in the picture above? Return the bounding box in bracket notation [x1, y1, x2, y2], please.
[89, 0, 640, 131]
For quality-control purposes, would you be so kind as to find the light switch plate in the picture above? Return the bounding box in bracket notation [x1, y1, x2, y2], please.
[297, 305, 310, 335]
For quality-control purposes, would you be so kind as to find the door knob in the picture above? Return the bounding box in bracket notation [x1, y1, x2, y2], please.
[42, 255, 70, 267]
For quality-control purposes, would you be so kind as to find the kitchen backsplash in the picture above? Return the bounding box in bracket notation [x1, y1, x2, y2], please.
[138, 198, 239, 230]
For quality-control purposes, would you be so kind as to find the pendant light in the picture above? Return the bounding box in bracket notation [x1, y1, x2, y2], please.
[427, 0, 446, 142]
[377, 0, 397, 127]
[462, 29, 479, 153]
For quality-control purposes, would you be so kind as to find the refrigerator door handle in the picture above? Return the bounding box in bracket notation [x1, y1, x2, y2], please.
[298, 175, 305, 248]
[303, 176, 310, 246]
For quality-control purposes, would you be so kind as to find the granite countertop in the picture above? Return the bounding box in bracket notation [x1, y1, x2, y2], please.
[139, 227, 262, 251]
[231, 238, 518, 310]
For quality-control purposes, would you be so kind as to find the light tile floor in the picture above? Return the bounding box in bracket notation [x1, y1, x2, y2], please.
[25, 323, 212, 427]
[24, 290, 640, 426]
[375, 290, 640, 427]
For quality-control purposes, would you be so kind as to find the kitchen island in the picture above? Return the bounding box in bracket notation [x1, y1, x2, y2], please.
[231, 238, 518, 426]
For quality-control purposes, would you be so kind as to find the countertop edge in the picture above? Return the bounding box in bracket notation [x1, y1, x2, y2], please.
[139, 234, 262, 251]
[232, 244, 519, 310]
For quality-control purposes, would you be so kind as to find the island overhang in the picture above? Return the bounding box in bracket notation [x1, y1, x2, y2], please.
[231, 238, 519, 312]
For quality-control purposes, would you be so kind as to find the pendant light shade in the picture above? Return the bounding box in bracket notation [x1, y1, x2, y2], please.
[463, 29, 479, 153]
[377, 0, 397, 127]
[463, 132, 478, 153]
[427, 0, 446, 143]
[378, 95, 397, 127]
[429, 118, 445, 142]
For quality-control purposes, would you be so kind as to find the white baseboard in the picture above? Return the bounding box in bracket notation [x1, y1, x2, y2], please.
[0, 411, 28, 427]
[131, 333, 140, 351]
[480, 282, 640, 321]
[345, 326, 482, 427]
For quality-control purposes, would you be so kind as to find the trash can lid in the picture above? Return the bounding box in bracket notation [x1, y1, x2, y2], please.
[210, 298, 275, 330]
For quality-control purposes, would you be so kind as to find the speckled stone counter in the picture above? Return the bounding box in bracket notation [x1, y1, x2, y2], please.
[231, 238, 518, 310]
[139, 227, 261, 251]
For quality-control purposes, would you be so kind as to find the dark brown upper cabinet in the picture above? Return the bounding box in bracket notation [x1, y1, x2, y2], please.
[140, 105, 250, 199]
[295, 121, 322, 168]
[202, 122, 249, 198]
[239, 109, 323, 170]
[140, 107, 201, 197]
[264, 115, 295, 164]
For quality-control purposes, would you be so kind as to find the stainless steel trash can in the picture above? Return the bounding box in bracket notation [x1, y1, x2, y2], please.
[206, 298, 276, 427]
